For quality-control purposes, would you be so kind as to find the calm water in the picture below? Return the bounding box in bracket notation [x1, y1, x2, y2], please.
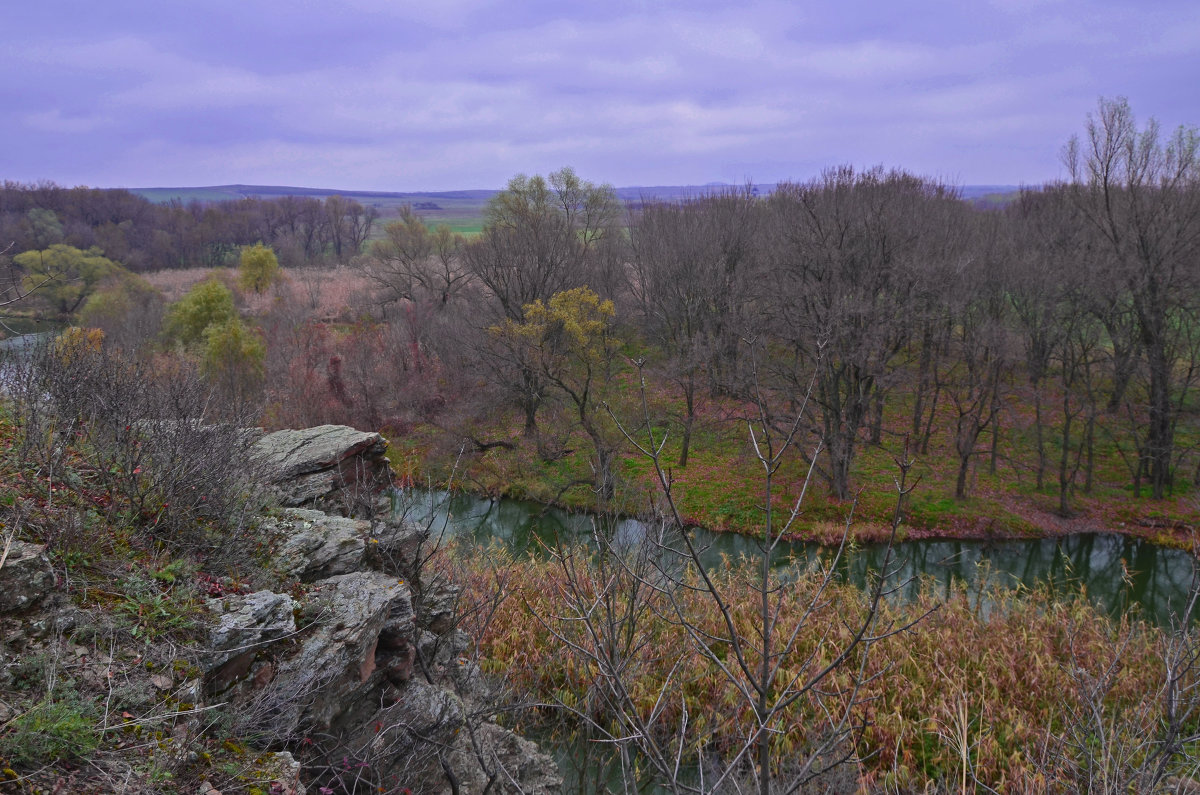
[396, 488, 1198, 626]
[0, 332, 50, 354]
[0, 333, 49, 392]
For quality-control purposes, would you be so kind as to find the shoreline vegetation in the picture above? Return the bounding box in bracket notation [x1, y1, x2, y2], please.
[385, 393, 1200, 554]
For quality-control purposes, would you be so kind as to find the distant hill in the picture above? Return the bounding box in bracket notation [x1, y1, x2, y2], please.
[133, 182, 1027, 204]
[128, 182, 748, 208]
[129, 182, 1028, 233]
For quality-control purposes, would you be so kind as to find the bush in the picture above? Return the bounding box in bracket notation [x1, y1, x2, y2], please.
[4, 336, 266, 553]
[78, 274, 165, 354]
[13, 244, 124, 315]
[237, 243, 281, 294]
[163, 277, 236, 348]
[203, 317, 266, 402]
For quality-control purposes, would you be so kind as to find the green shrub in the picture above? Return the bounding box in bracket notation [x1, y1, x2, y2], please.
[78, 273, 165, 352]
[13, 244, 124, 315]
[236, 243, 281, 294]
[163, 278, 235, 348]
[5, 694, 99, 768]
[202, 318, 265, 398]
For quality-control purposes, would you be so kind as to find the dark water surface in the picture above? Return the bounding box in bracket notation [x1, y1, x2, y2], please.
[397, 488, 1198, 626]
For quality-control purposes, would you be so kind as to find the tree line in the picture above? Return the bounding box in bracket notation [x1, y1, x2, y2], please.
[0, 183, 378, 271]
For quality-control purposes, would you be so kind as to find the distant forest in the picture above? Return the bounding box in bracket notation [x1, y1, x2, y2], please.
[0, 180, 1020, 274]
[0, 181, 382, 271]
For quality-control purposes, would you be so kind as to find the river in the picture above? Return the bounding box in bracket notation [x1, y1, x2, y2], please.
[396, 487, 1198, 626]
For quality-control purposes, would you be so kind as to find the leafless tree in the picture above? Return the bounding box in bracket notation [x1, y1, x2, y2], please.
[629, 189, 762, 466]
[1006, 188, 1106, 513]
[766, 168, 961, 499]
[1063, 97, 1200, 498]
[363, 205, 471, 311]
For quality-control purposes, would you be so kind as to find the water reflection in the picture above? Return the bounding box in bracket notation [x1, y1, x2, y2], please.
[398, 488, 1198, 626]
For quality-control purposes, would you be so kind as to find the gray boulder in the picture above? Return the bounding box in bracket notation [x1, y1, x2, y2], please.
[334, 677, 465, 789]
[444, 721, 563, 794]
[205, 590, 298, 683]
[0, 541, 55, 613]
[261, 571, 413, 735]
[268, 509, 370, 582]
[254, 425, 392, 514]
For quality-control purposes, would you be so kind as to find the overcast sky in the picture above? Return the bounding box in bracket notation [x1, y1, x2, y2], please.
[3, 0, 1197, 192]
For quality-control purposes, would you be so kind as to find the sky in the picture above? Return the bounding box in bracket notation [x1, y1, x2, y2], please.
[2, 0, 1197, 192]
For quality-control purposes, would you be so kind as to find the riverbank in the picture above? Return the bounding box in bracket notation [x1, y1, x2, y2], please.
[387, 395, 1200, 553]
[399, 486, 1199, 627]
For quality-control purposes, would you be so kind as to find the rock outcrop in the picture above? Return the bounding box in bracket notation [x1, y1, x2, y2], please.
[0, 541, 67, 696]
[0, 424, 557, 794]
[198, 425, 561, 794]
[265, 509, 371, 581]
[254, 425, 393, 515]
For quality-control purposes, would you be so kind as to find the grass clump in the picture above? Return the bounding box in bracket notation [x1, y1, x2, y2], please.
[4, 693, 100, 768]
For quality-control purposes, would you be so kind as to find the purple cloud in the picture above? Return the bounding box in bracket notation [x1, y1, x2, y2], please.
[2, 0, 1196, 190]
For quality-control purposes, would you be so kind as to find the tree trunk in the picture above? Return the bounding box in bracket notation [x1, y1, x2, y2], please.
[1058, 391, 1074, 516]
[870, 387, 884, 445]
[1034, 385, 1046, 491]
[1147, 343, 1174, 498]
[955, 453, 971, 500]
[678, 373, 695, 468]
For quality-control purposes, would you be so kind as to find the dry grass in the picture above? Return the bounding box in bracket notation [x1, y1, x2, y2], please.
[454, 546, 1193, 792]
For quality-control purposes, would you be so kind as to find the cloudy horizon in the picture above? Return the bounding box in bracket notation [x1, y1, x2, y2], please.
[3, 0, 1197, 192]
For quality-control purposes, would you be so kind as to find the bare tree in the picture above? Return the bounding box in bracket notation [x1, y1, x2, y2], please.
[945, 240, 1013, 499]
[363, 205, 471, 310]
[1006, 187, 1107, 513]
[629, 190, 761, 466]
[1063, 97, 1200, 497]
[767, 168, 959, 499]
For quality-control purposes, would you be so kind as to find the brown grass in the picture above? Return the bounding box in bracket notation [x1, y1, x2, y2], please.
[451, 546, 1184, 792]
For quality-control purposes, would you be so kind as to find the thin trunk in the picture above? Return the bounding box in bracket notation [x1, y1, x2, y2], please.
[1147, 343, 1173, 498]
[1058, 390, 1074, 516]
[912, 326, 933, 439]
[1084, 413, 1095, 493]
[757, 463, 774, 795]
[919, 381, 940, 456]
[678, 373, 695, 468]
[955, 451, 971, 500]
[870, 386, 884, 445]
[521, 365, 540, 436]
[1034, 385, 1046, 491]
[989, 412, 1000, 476]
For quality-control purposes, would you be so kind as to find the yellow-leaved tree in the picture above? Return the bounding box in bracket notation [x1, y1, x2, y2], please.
[493, 286, 619, 496]
[237, 243, 281, 294]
